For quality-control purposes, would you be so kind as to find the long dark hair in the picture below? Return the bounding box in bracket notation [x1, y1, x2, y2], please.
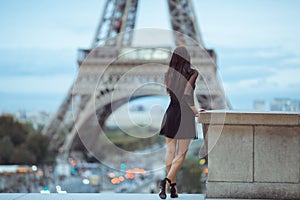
[165, 46, 193, 95]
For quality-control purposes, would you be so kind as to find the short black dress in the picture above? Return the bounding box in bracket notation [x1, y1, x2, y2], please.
[159, 69, 198, 139]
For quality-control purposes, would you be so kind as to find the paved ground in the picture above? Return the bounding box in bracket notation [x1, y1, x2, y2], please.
[0, 193, 205, 200]
[0, 193, 272, 200]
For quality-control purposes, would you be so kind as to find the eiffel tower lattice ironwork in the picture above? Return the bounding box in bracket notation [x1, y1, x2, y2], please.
[43, 0, 230, 158]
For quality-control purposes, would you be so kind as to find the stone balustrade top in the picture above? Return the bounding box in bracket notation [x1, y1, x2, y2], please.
[198, 110, 300, 125]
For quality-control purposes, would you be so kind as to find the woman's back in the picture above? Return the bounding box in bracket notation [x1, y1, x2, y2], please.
[165, 46, 196, 101]
[160, 46, 198, 139]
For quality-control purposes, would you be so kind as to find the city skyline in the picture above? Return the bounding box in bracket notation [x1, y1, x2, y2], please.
[0, 0, 300, 112]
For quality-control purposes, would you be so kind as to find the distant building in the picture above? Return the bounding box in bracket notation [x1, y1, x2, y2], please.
[252, 98, 300, 112]
[253, 100, 266, 111]
[270, 98, 300, 112]
[14, 110, 51, 129]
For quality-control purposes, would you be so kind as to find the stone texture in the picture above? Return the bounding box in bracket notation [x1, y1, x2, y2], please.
[198, 111, 299, 126]
[203, 112, 300, 199]
[254, 126, 300, 183]
[206, 182, 300, 199]
[208, 125, 253, 182]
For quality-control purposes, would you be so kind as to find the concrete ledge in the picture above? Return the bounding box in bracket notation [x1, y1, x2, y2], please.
[199, 111, 300, 199]
[207, 125, 253, 182]
[198, 111, 300, 125]
[206, 182, 300, 200]
[254, 126, 300, 182]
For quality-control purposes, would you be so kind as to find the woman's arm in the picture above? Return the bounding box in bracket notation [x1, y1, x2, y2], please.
[195, 108, 206, 117]
[183, 71, 199, 115]
[190, 105, 198, 115]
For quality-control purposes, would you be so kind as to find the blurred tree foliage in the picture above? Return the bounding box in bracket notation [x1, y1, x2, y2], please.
[10, 145, 37, 165]
[0, 136, 14, 163]
[177, 156, 202, 193]
[0, 115, 27, 145]
[0, 114, 54, 165]
[26, 133, 50, 164]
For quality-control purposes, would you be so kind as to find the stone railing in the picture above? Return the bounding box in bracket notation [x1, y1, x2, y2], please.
[198, 111, 300, 200]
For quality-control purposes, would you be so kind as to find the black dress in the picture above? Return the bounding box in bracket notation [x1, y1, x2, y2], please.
[159, 69, 198, 139]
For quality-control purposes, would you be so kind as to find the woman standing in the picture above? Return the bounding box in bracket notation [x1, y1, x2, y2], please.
[159, 46, 199, 199]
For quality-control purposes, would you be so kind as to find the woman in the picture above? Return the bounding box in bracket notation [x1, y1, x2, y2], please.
[159, 46, 199, 199]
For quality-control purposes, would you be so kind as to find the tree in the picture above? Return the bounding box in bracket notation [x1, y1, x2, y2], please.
[10, 145, 36, 165]
[0, 115, 28, 146]
[26, 133, 49, 164]
[0, 114, 54, 165]
[0, 136, 14, 164]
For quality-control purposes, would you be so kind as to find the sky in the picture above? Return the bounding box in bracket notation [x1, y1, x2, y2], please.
[0, 0, 300, 113]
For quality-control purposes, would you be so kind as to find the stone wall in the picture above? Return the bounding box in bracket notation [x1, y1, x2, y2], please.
[198, 111, 300, 199]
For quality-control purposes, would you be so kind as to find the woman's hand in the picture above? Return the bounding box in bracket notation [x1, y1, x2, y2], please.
[195, 109, 206, 117]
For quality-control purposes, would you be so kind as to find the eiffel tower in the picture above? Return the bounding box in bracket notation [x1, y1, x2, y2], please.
[43, 0, 229, 161]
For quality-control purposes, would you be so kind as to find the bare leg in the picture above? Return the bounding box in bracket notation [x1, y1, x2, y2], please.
[167, 139, 191, 183]
[165, 138, 176, 172]
[165, 138, 176, 188]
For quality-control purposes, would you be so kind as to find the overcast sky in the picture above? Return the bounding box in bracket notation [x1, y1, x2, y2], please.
[0, 0, 299, 113]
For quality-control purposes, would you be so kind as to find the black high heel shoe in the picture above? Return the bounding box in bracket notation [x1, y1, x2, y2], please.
[170, 183, 178, 198]
[159, 177, 171, 199]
